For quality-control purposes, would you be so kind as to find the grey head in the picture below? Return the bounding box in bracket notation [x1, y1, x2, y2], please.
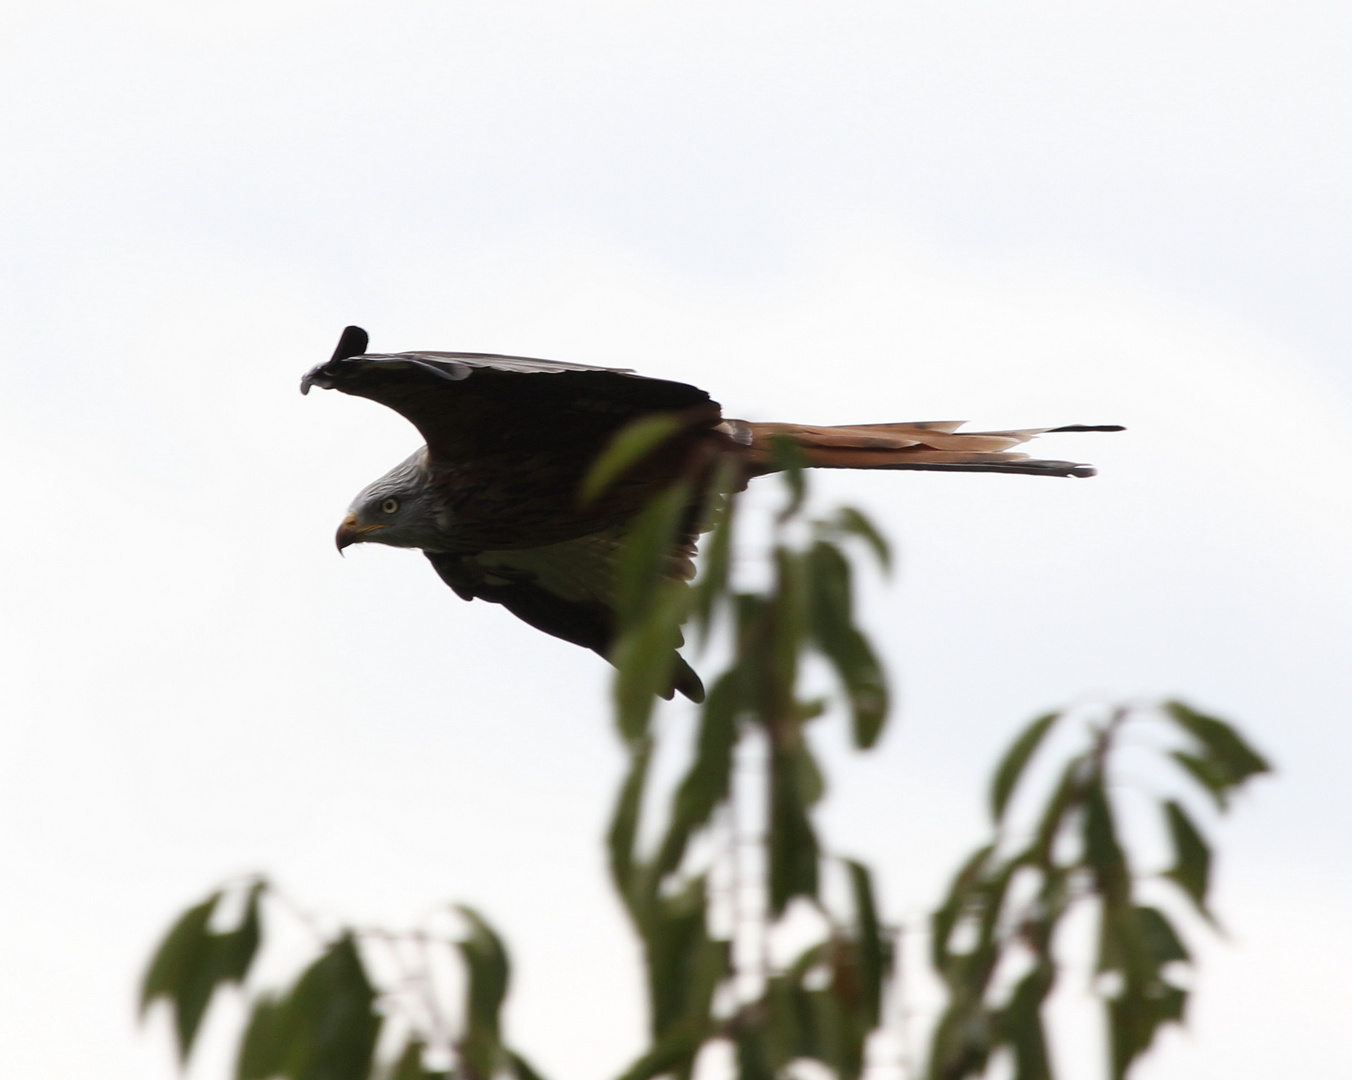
[334, 448, 446, 552]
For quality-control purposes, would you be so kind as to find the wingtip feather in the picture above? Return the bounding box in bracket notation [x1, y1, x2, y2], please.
[300, 325, 371, 395]
[332, 325, 369, 362]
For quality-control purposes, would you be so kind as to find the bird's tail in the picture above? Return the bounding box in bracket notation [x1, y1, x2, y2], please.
[728, 420, 1124, 479]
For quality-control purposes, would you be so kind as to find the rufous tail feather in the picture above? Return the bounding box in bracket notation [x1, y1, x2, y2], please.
[730, 420, 1124, 479]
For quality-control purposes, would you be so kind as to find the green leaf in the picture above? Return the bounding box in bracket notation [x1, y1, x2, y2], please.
[927, 998, 995, 1080]
[640, 877, 725, 1040]
[1026, 865, 1073, 949]
[793, 734, 827, 806]
[830, 506, 892, 574]
[225, 884, 264, 980]
[1169, 751, 1234, 811]
[1084, 774, 1141, 985]
[457, 906, 510, 1039]
[768, 546, 809, 701]
[1161, 800, 1213, 919]
[611, 481, 697, 738]
[1134, 906, 1189, 965]
[579, 413, 684, 504]
[1106, 979, 1187, 1080]
[236, 994, 287, 1080]
[1030, 758, 1085, 866]
[615, 1019, 711, 1080]
[388, 1039, 423, 1080]
[804, 979, 854, 1080]
[806, 539, 854, 628]
[735, 1025, 777, 1080]
[989, 712, 1061, 823]
[238, 934, 380, 1080]
[997, 963, 1055, 1080]
[930, 843, 996, 970]
[1101, 903, 1189, 994]
[940, 857, 1020, 994]
[607, 737, 654, 910]
[614, 481, 693, 628]
[1098, 904, 1147, 987]
[1165, 701, 1271, 805]
[762, 973, 805, 1069]
[1082, 776, 1129, 907]
[770, 434, 810, 522]
[845, 860, 887, 1028]
[508, 1051, 549, 1080]
[140, 892, 219, 1056]
[768, 741, 821, 915]
[287, 934, 380, 1080]
[688, 478, 736, 646]
[456, 906, 512, 1080]
[141, 881, 265, 1063]
[611, 587, 686, 742]
[835, 626, 889, 750]
[388, 1038, 450, 1080]
[655, 669, 742, 875]
[805, 541, 889, 748]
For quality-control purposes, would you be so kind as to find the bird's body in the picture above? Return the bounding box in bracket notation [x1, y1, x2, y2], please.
[303, 326, 1121, 700]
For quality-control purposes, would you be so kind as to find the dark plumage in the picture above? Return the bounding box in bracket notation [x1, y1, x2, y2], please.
[302, 326, 1121, 700]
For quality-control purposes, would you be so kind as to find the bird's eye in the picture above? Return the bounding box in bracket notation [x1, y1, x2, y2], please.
[380, 498, 400, 514]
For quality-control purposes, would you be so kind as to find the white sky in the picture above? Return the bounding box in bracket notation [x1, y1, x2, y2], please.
[1, 2, 1349, 1078]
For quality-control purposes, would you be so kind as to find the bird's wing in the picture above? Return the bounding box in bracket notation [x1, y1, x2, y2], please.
[301, 325, 717, 464]
[424, 525, 704, 702]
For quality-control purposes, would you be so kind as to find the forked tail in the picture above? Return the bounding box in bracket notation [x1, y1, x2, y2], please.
[727, 420, 1124, 478]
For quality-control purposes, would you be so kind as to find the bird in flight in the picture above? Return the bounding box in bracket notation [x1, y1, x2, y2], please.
[302, 326, 1120, 701]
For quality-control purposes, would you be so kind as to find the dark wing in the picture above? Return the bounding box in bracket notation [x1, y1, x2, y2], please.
[424, 525, 705, 702]
[300, 325, 717, 464]
[303, 326, 729, 551]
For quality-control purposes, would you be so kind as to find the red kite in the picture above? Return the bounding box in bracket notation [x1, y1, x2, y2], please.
[302, 326, 1120, 699]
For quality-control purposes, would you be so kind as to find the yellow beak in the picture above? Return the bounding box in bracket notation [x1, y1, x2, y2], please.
[335, 513, 388, 551]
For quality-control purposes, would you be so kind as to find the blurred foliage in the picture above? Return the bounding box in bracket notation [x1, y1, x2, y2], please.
[142, 443, 1268, 1080]
[604, 441, 895, 1080]
[929, 702, 1268, 1080]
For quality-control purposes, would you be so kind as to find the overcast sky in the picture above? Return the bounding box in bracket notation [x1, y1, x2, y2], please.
[1, 3, 1349, 1079]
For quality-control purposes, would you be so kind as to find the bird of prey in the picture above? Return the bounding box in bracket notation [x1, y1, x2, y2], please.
[302, 326, 1120, 700]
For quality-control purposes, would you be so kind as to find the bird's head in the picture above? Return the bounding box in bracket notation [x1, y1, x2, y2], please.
[335, 449, 443, 552]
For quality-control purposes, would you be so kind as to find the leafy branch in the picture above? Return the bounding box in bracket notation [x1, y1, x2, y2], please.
[929, 702, 1270, 1080]
[141, 883, 539, 1080]
[603, 446, 896, 1080]
[141, 445, 1269, 1080]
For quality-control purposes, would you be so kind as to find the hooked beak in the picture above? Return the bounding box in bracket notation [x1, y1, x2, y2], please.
[335, 513, 387, 552]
